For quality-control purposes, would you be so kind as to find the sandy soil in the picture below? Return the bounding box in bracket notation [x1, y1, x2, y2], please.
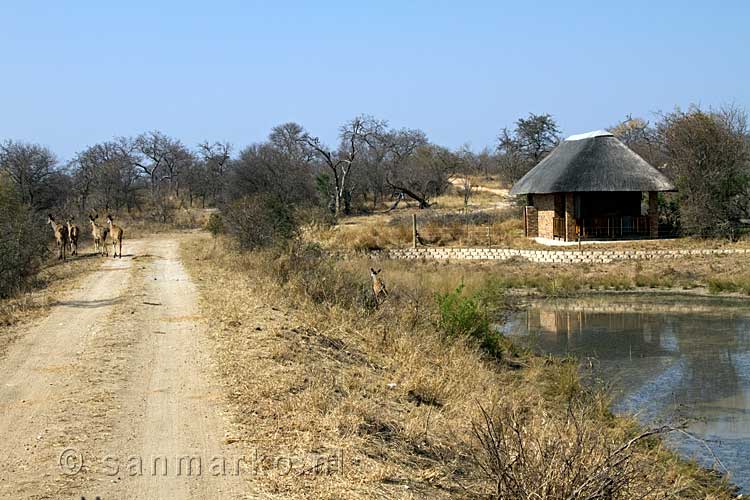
[448, 176, 510, 197]
[0, 236, 254, 499]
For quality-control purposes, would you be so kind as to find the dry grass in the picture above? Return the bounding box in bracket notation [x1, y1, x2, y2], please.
[181, 234, 736, 499]
[431, 191, 507, 211]
[314, 208, 529, 252]
[311, 181, 530, 252]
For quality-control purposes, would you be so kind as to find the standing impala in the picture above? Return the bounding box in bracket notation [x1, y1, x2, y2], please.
[89, 214, 109, 256]
[66, 217, 80, 256]
[106, 215, 124, 259]
[47, 215, 69, 260]
[370, 268, 388, 307]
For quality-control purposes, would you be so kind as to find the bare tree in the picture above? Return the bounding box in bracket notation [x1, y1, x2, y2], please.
[132, 131, 192, 219]
[161, 141, 193, 197]
[0, 140, 59, 207]
[368, 128, 448, 209]
[133, 131, 183, 197]
[455, 146, 478, 208]
[268, 123, 312, 164]
[300, 115, 386, 216]
[69, 150, 97, 213]
[376, 128, 453, 209]
[197, 141, 232, 206]
[71, 137, 139, 213]
[229, 143, 313, 205]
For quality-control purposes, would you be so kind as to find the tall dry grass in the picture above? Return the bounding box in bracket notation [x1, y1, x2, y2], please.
[315, 207, 528, 252]
[181, 234, 736, 499]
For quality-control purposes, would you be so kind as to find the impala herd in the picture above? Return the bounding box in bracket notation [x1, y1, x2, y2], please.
[47, 212, 124, 261]
[47, 212, 390, 305]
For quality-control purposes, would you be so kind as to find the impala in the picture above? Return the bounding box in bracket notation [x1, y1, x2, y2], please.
[106, 215, 124, 259]
[89, 213, 109, 256]
[66, 217, 80, 256]
[370, 268, 388, 307]
[47, 215, 69, 260]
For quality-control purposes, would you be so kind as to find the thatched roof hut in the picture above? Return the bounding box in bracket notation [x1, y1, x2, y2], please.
[510, 131, 676, 242]
[510, 131, 675, 195]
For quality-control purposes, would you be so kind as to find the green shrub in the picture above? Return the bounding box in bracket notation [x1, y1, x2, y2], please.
[437, 284, 508, 358]
[437, 284, 489, 338]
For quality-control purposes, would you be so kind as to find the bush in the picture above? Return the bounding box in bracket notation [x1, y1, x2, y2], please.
[205, 212, 225, 237]
[0, 182, 49, 298]
[472, 400, 668, 499]
[437, 284, 489, 338]
[437, 284, 508, 358]
[222, 194, 298, 249]
[658, 106, 750, 238]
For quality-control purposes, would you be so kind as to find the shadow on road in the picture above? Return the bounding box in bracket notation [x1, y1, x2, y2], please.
[51, 297, 123, 309]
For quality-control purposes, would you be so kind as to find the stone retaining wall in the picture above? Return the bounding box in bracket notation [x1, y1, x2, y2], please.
[374, 247, 750, 264]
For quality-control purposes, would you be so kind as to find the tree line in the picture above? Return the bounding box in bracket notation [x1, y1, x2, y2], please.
[0, 117, 485, 222]
[1, 105, 749, 239]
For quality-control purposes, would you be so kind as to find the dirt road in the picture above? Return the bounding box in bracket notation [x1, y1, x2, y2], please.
[0, 236, 252, 499]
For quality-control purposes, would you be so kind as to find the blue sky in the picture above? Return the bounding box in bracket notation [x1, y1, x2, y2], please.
[1, 1, 748, 161]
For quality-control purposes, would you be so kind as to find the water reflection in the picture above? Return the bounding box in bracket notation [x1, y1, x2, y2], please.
[505, 298, 750, 491]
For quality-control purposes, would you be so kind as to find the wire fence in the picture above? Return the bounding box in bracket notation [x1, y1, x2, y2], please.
[384, 207, 526, 247]
[384, 209, 748, 249]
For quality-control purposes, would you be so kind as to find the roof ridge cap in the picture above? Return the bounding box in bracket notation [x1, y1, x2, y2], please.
[566, 130, 613, 141]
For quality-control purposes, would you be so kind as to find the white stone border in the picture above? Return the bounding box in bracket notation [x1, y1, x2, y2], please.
[372, 247, 750, 264]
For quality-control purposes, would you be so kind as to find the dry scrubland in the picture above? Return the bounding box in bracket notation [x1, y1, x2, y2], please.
[0, 181, 746, 497]
[182, 234, 736, 499]
[314, 178, 750, 254]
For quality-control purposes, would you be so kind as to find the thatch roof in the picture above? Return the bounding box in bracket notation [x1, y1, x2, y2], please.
[509, 131, 676, 195]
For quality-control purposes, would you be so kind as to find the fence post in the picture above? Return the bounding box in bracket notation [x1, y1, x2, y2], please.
[465, 209, 470, 243]
[412, 213, 417, 248]
[486, 226, 491, 247]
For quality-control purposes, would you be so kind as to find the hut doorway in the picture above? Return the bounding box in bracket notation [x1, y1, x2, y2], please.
[553, 194, 566, 238]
